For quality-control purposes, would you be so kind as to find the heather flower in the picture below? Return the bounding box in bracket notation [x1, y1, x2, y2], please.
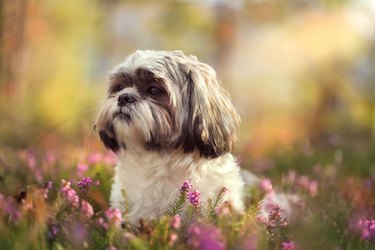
[171, 214, 181, 229]
[77, 163, 88, 176]
[259, 178, 274, 193]
[297, 175, 310, 189]
[61, 180, 79, 207]
[180, 179, 192, 193]
[69, 223, 87, 246]
[80, 200, 94, 219]
[77, 177, 93, 192]
[282, 241, 296, 250]
[188, 189, 201, 206]
[43, 181, 53, 190]
[87, 152, 102, 165]
[357, 219, 375, 239]
[103, 152, 117, 165]
[2, 197, 22, 221]
[42, 181, 53, 198]
[187, 223, 226, 250]
[97, 217, 109, 230]
[241, 234, 258, 250]
[308, 180, 318, 197]
[26, 152, 37, 168]
[215, 201, 231, 216]
[47, 223, 59, 240]
[105, 207, 122, 227]
[45, 152, 56, 165]
[169, 233, 178, 246]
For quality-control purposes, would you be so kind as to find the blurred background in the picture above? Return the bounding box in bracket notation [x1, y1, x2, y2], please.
[1, 0, 375, 162]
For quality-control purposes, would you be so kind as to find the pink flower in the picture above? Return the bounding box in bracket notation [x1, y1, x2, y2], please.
[26, 153, 37, 169]
[103, 152, 117, 165]
[282, 241, 296, 250]
[215, 201, 231, 216]
[105, 207, 122, 227]
[187, 223, 226, 250]
[169, 233, 178, 246]
[97, 217, 109, 230]
[171, 214, 181, 229]
[77, 163, 88, 176]
[259, 178, 274, 193]
[45, 152, 56, 165]
[297, 175, 310, 189]
[188, 190, 201, 206]
[60, 180, 79, 207]
[357, 219, 375, 239]
[308, 180, 318, 197]
[87, 152, 102, 165]
[81, 200, 94, 219]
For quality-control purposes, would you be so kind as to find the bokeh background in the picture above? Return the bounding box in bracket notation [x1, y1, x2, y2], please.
[1, 0, 375, 169]
[1, 1, 375, 249]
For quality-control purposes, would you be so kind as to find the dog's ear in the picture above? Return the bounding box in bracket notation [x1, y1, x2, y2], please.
[99, 128, 120, 152]
[178, 55, 240, 158]
[93, 123, 120, 153]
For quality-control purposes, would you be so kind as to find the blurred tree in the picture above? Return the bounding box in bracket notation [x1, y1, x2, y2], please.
[0, 0, 27, 94]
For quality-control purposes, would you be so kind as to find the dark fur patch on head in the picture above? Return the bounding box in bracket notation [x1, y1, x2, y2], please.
[177, 62, 239, 159]
[99, 127, 120, 152]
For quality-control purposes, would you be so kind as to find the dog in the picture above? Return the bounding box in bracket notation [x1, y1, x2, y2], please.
[94, 50, 245, 224]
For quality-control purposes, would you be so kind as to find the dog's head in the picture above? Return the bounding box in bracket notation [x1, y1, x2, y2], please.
[94, 50, 240, 158]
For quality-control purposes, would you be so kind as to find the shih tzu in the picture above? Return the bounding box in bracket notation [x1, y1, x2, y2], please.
[94, 50, 245, 224]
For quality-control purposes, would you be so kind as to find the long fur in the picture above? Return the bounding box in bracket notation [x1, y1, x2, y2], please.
[94, 50, 244, 224]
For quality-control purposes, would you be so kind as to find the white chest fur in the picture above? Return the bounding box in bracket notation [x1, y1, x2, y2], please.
[110, 150, 244, 224]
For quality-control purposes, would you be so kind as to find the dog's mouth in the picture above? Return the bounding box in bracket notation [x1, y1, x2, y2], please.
[114, 108, 131, 122]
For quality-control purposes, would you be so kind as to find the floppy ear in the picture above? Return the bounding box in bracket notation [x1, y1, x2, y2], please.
[178, 56, 240, 158]
[98, 127, 120, 152]
[94, 116, 120, 153]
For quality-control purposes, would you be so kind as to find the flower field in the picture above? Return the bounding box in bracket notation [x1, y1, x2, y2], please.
[0, 136, 374, 250]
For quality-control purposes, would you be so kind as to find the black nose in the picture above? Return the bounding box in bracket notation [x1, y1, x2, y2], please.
[118, 93, 137, 106]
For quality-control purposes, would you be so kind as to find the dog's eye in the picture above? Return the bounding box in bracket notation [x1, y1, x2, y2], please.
[148, 86, 163, 96]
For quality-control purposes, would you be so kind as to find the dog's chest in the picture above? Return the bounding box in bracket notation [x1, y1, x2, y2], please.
[115, 153, 194, 217]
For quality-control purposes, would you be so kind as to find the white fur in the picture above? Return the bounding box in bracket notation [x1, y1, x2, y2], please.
[94, 50, 246, 224]
[111, 150, 244, 224]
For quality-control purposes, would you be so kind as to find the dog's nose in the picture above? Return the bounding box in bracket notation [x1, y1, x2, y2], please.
[118, 93, 137, 106]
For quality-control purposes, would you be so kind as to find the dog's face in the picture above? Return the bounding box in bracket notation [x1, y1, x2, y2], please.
[94, 50, 240, 158]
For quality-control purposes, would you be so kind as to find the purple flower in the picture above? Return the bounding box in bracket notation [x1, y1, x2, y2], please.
[43, 181, 53, 190]
[180, 179, 192, 193]
[47, 223, 59, 240]
[77, 177, 93, 192]
[188, 189, 201, 206]
[187, 223, 226, 250]
[282, 241, 296, 250]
